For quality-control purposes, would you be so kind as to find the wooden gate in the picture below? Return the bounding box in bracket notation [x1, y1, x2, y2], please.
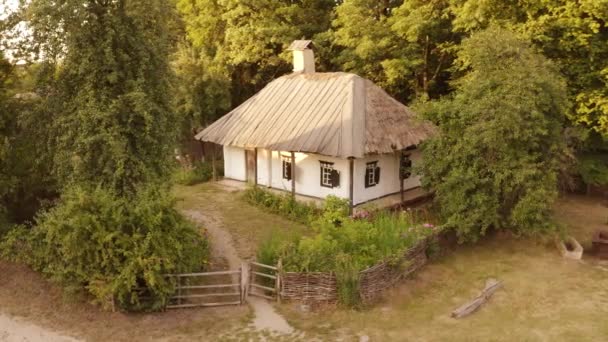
[166, 268, 245, 309]
[248, 261, 281, 302]
[165, 261, 281, 309]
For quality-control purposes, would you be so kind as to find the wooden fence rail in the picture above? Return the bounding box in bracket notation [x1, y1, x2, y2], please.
[166, 266, 246, 309]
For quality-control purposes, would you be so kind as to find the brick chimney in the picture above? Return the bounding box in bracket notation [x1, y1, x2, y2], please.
[288, 40, 315, 73]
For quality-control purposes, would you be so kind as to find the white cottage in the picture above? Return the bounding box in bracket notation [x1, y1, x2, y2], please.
[195, 40, 435, 210]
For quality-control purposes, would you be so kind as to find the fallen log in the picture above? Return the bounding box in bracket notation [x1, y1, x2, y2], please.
[451, 278, 502, 318]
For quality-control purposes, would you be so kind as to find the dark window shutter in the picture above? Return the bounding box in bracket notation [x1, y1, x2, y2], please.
[374, 166, 380, 184]
[364, 168, 371, 188]
[286, 162, 292, 180]
[330, 169, 340, 187]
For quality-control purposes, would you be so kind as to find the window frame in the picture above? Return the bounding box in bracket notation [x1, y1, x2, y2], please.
[365, 161, 379, 188]
[320, 161, 335, 188]
[400, 152, 412, 180]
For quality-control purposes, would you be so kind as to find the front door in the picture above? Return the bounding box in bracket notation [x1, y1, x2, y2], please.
[245, 149, 256, 184]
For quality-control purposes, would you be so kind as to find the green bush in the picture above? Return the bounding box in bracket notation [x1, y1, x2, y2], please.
[0, 185, 209, 311]
[173, 160, 224, 186]
[256, 202, 436, 306]
[578, 154, 608, 186]
[242, 186, 321, 224]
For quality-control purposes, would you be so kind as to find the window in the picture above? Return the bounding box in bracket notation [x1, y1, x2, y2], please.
[320, 161, 340, 188]
[282, 155, 292, 180]
[365, 161, 380, 188]
[400, 153, 412, 180]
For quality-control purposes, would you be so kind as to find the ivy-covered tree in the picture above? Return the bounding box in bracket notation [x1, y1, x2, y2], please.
[25, 0, 179, 195]
[418, 27, 569, 242]
[0, 54, 13, 228]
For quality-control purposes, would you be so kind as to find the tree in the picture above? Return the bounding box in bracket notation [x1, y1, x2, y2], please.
[448, 0, 608, 142]
[175, 0, 337, 132]
[418, 27, 569, 242]
[0, 53, 13, 228]
[329, 0, 458, 101]
[25, 0, 179, 195]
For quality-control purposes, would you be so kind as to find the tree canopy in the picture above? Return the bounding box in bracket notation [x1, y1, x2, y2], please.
[418, 27, 569, 242]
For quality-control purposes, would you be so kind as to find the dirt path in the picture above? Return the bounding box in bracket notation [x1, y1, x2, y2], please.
[182, 209, 295, 335]
[0, 313, 80, 342]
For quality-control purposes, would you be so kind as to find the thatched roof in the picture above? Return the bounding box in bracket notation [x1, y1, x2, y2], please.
[195, 72, 436, 158]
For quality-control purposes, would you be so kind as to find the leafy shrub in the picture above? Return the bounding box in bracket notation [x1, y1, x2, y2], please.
[242, 186, 321, 224]
[0, 185, 209, 311]
[578, 154, 608, 186]
[173, 160, 224, 186]
[256, 202, 436, 306]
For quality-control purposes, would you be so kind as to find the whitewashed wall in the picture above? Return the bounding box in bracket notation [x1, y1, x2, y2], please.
[225, 146, 421, 205]
[223, 145, 246, 181]
[256, 149, 350, 200]
[352, 150, 421, 205]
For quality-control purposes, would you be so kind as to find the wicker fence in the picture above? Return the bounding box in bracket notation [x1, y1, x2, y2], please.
[279, 238, 430, 305]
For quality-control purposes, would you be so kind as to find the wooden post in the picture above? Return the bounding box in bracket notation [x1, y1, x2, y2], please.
[211, 144, 217, 181]
[291, 151, 296, 198]
[254, 148, 258, 186]
[348, 157, 354, 215]
[398, 151, 404, 202]
[177, 276, 182, 306]
[276, 259, 282, 304]
[240, 263, 249, 304]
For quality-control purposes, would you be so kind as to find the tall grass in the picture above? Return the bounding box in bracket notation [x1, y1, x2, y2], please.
[242, 186, 320, 224]
[256, 201, 438, 307]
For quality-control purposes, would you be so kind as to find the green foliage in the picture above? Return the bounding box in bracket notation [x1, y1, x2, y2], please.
[0, 185, 209, 311]
[175, 0, 336, 128]
[418, 27, 569, 242]
[242, 187, 320, 225]
[578, 154, 608, 186]
[0, 53, 13, 226]
[22, 0, 179, 195]
[330, 0, 457, 101]
[257, 202, 435, 306]
[172, 160, 224, 186]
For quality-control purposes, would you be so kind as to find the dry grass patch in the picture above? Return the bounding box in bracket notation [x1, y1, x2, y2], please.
[277, 194, 608, 341]
[0, 261, 251, 342]
[173, 183, 309, 260]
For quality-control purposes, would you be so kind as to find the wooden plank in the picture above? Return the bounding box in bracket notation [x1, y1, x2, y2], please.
[172, 292, 241, 299]
[451, 279, 503, 318]
[178, 284, 239, 290]
[251, 262, 278, 271]
[166, 270, 240, 277]
[250, 283, 276, 292]
[252, 271, 277, 280]
[167, 301, 242, 309]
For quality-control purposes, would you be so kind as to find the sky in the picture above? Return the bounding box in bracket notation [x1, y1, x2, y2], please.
[1, 0, 31, 63]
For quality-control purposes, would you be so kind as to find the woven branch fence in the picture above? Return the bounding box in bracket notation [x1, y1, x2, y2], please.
[278, 238, 430, 305]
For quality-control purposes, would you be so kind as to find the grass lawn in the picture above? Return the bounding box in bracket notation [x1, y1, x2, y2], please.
[277, 194, 608, 341]
[173, 182, 310, 260]
[1, 183, 606, 341]
[175, 183, 608, 341]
